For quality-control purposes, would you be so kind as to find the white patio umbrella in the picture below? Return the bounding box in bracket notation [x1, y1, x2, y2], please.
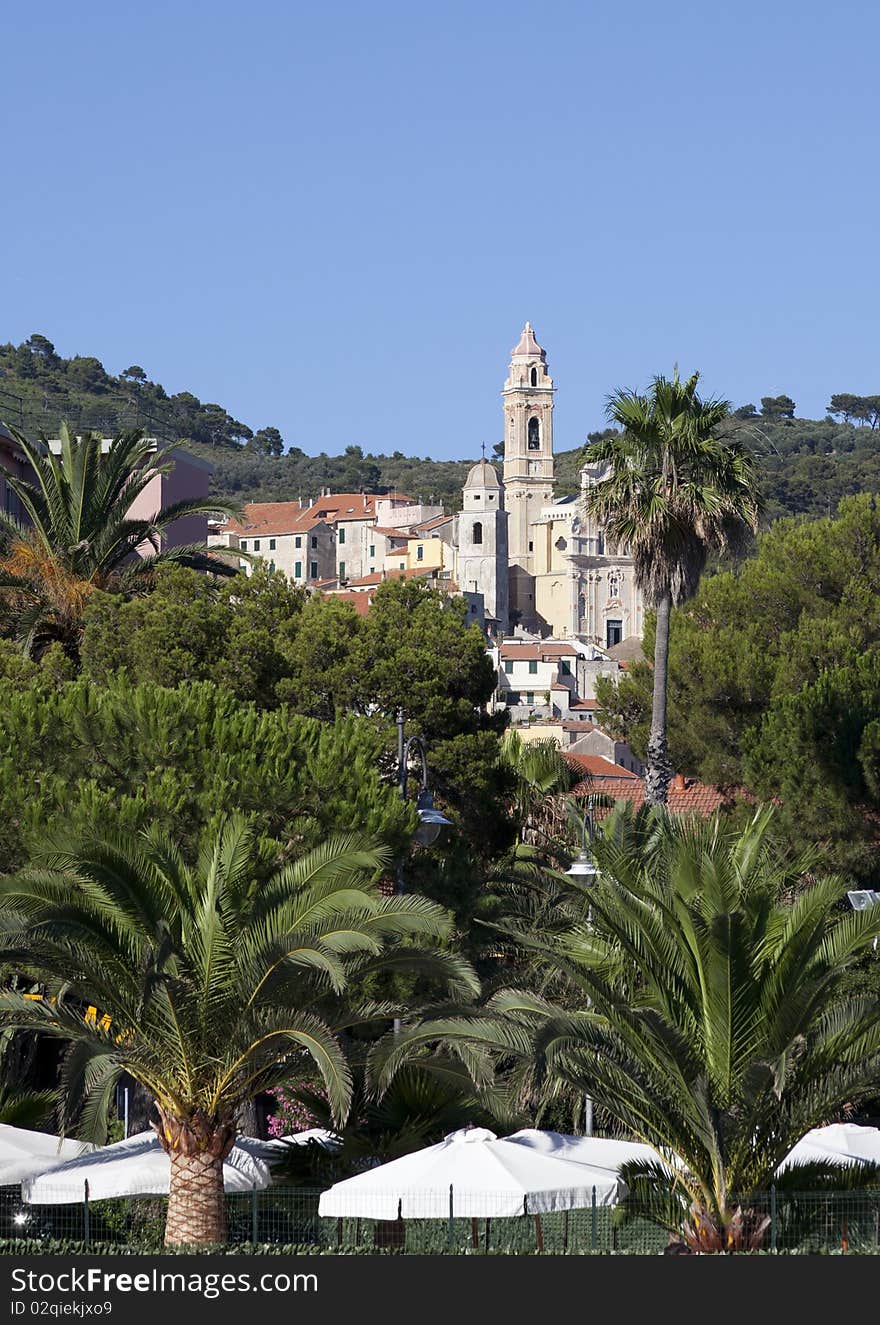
[504, 1128, 670, 1172]
[22, 1130, 288, 1204]
[777, 1123, 880, 1174]
[318, 1127, 625, 1220]
[0, 1126, 94, 1186]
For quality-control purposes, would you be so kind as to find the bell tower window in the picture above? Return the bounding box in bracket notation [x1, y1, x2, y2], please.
[528, 417, 540, 450]
[473, 521, 483, 546]
[530, 366, 537, 387]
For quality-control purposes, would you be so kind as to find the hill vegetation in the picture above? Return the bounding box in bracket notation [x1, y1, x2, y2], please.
[3, 333, 880, 518]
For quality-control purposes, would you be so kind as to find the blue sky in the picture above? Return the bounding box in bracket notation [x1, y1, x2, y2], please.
[2, 1, 878, 460]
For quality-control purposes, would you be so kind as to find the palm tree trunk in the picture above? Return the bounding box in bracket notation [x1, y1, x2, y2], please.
[644, 590, 674, 805]
[165, 1146, 228, 1246]
[158, 1111, 236, 1247]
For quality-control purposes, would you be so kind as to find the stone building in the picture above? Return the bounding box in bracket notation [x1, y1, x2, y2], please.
[485, 323, 644, 645]
[454, 457, 509, 636]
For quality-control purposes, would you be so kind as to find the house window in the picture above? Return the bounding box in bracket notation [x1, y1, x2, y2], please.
[473, 522, 483, 545]
[294, 561, 302, 578]
[530, 366, 537, 387]
[269, 538, 276, 550]
[240, 540, 248, 550]
[339, 561, 346, 579]
[607, 618, 623, 648]
[417, 545, 424, 560]
[399, 562, 405, 570]
[311, 537, 318, 549]
[528, 660, 538, 674]
[526, 692, 535, 705]
[528, 417, 540, 450]
[253, 539, 261, 551]
[339, 528, 345, 544]
[369, 544, 375, 558]
[295, 536, 302, 548]
[504, 660, 514, 674]
[528, 541, 533, 552]
[560, 659, 571, 675]
[310, 561, 318, 578]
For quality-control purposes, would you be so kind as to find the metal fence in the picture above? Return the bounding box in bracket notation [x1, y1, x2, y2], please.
[4, 1185, 880, 1253]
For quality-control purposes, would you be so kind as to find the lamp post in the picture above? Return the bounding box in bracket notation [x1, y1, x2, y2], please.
[567, 799, 599, 1135]
[396, 710, 452, 880]
[393, 711, 452, 1033]
[848, 890, 880, 950]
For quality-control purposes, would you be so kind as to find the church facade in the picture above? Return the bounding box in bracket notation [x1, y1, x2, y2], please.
[452, 323, 644, 648]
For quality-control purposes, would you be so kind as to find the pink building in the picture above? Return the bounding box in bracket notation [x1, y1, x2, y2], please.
[121, 443, 213, 549]
[0, 428, 213, 551]
[0, 428, 30, 523]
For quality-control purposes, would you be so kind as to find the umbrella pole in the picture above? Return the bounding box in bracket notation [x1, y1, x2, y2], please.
[485, 1218, 490, 1252]
[534, 1214, 544, 1254]
[336, 1218, 342, 1248]
[470, 1217, 479, 1250]
[562, 1209, 569, 1252]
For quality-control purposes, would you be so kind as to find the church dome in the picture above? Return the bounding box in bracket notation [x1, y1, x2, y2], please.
[464, 458, 502, 489]
[511, 321, 545, 359]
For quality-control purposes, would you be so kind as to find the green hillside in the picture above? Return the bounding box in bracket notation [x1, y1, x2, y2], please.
[2, 333, 880, 519]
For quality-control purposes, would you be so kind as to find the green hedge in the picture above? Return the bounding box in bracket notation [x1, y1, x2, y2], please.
[0, 1239, 872, 1256]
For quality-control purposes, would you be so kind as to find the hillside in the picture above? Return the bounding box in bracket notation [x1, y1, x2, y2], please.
[2, 333, 880, 519]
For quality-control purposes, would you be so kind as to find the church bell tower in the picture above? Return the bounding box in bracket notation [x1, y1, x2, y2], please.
[502, 322, 555, 626]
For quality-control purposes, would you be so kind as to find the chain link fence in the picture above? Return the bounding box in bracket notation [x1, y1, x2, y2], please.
[3, 1185, 880, 1253]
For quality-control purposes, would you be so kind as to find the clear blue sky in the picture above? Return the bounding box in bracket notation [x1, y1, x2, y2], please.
[2, 1, 878, 460]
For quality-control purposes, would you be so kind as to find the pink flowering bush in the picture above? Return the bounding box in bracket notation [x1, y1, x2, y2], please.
[265, 1087, 324, 1137]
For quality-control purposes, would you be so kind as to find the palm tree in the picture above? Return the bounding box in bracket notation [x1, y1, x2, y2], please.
[498, 729, 572, 845]
[0, 423, 237, 659]
[376, 807, 880, 1250]
[0, 817, 476, 1246]
[583, 371, 761, 803]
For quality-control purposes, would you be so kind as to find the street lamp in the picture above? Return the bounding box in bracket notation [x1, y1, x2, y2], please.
[566, 797, 599, 1136]
[396, 709, 452, 874]
[847, 890, 880, 911]
[848, 890, 880, 951]
[567, 802, 599, 881]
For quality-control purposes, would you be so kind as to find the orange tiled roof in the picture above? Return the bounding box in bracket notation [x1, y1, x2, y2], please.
[307, 492, 414, 522]
[566, 754, 640, 780]
[224, 502, 320, 537]
[371, 526, 413, 538]
[499, 642, 578, 660]
[411, 514, 453, 533]
[571, 772, 753, 817]
[346, 567, 437, 588]
[330, 590, 373, 617]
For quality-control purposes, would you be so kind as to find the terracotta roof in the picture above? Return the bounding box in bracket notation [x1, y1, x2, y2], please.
[329, 591, 372, 617]
[224, 502, 323, 537]
[307, 492, 415, 522]
[571, 699, 602, 711]
[345, 567, 437, 589]
[371, 526, 412, 538]
[499, 642, 577, 660]
[412, 514, 453, 533]
[570, 773, 753, 817]
[551, 682, 570, 691]
[566, 754, 640, 780]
